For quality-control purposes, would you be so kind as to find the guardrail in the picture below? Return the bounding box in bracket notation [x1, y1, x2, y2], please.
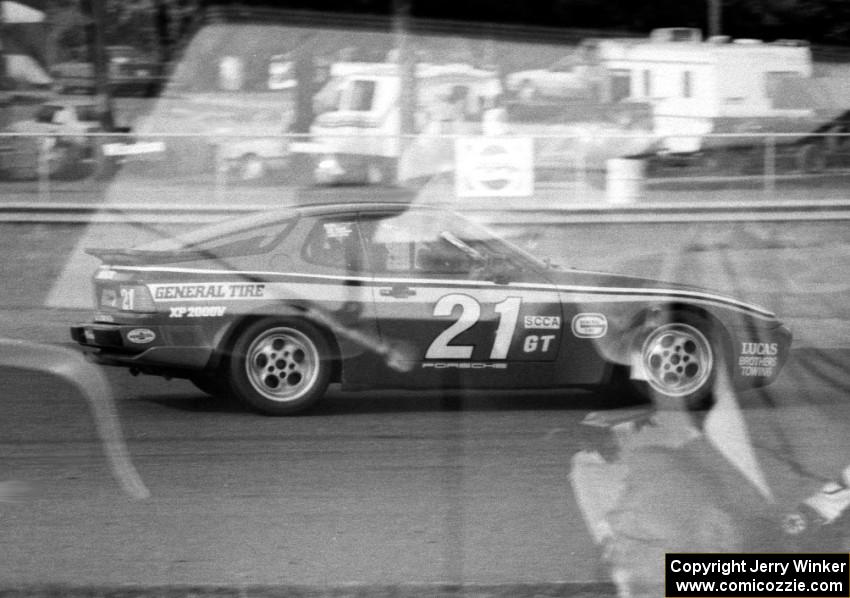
[2, 198, 849, 225]
[0, 131, 849, 225]
[2, 130, 849, 179]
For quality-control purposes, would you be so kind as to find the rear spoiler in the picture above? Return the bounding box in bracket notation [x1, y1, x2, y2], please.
[84, 247, 211, 265]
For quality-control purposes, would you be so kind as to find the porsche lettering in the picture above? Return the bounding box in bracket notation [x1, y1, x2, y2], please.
[421, 362, 508, 370]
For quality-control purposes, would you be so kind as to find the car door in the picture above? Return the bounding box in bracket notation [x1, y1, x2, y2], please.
[359, 208, 564, 389]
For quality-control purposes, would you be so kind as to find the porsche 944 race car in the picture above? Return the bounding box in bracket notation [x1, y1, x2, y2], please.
[71, 202, 791, 415]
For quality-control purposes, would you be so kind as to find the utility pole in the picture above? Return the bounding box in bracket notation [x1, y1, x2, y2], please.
[0, 2, 6, 83]
[394, 0, 416, 183]
[0, 3, 8, 130]
[83, 0, 114, 129]
[395, 0, 415, 136]
[708, 0, 722, 37]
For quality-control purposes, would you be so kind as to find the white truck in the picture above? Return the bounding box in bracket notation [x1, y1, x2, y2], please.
[295, 62, 501, 184]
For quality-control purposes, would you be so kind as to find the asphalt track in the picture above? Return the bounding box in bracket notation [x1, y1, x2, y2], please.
[0, 341, 848, 597]
[0, 204, 848, 597]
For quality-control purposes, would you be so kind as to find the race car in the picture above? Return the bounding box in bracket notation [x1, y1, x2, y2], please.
[71, 202, 791, 415]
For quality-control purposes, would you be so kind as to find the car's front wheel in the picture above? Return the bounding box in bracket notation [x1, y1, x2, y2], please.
[631, 313, 724, 411]
[228, 318, 332, 415]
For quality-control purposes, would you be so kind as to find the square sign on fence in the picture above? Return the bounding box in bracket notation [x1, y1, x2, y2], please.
[454, 137, 534, 198]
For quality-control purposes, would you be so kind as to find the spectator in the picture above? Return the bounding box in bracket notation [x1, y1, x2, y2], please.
[571, 359, 850, 598]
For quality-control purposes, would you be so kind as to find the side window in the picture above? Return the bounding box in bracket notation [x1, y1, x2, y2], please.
[361, 214, 477, 277]
[302, 218, 364, 273]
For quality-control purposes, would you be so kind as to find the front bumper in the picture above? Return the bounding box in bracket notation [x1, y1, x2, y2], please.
[732, 322, 793, 389]
[70, 322, 214, 371]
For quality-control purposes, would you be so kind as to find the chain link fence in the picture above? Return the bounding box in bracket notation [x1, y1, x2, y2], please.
[1, 131, 848, 203]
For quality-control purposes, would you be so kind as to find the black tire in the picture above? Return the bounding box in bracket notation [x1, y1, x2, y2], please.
[228, 317, 332, 415]
[630, 311, 726, 412]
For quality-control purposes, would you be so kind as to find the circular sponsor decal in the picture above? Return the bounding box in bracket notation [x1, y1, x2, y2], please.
[127, 328, 156, 344]
[456, 137, 533, 198]
[571, 314, 608, 339]
[470, 144, 518, 191]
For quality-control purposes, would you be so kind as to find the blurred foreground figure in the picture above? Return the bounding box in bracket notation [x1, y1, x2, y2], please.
[0, 340, 149, 501]
[571, 358, 850, 598]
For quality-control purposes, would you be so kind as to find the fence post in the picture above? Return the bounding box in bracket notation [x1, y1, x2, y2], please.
[214, 140, 226, 203]
[37, 136, 51, 202]
[575, 137, 587, 198]
[764, 134, 776, 197]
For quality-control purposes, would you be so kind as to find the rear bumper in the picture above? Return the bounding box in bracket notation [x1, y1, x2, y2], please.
[70, 322, 214, 371]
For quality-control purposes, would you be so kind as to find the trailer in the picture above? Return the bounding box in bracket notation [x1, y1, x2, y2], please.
[294, 61, 501, 184]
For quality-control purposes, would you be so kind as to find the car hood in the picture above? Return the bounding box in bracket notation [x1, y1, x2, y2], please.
[542, 268, 776, 318]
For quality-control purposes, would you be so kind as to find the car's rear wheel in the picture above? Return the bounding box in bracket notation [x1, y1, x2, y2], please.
[631, 312, 723, 412]
[228, 318, 331, 415]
